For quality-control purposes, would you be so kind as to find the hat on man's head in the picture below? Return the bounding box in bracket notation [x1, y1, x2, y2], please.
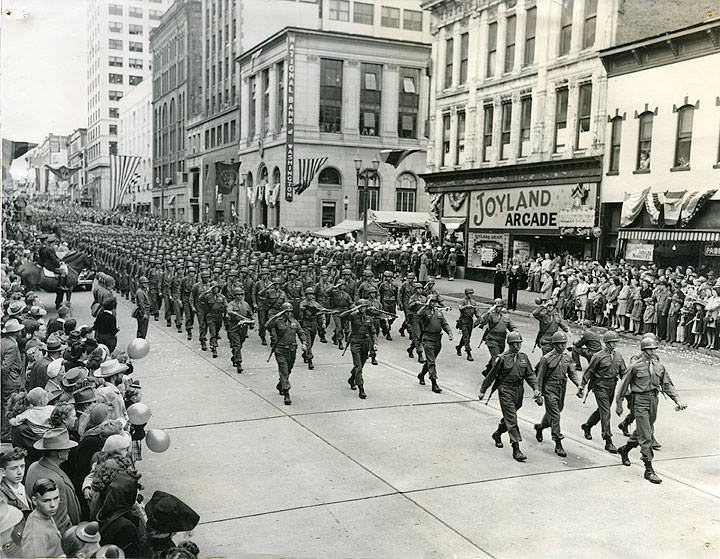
[7, 300, 26, 316]
[28, 305, 47, 318]
[73, 386, 96, 405]
[46, 335, 64, 353]
[33, 427, 78, 450]
[94, 359, 129, 379]
[74, 521, 102, 543]
[1, 319, 24, 334]
[62, 367, 89, 388]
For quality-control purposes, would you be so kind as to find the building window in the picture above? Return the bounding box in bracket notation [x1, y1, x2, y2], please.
[487, 22, 498, 78]
[129, 58, 143, 69]
[318, 167, 342, 186]
[381, 6, 400, 28]
[524, 7, 537, 66]
[637, 112, 653, 170]
[519, 96, 532, 157]
[129, 42, 143, 53]
[109, 107, 119, 118]
[108, 3, 122, 16]
[505, 15, 516, 73]
[109, 39, 122, 50]
[109, 124, 117, 136]
[109, 142, 117, 155]
[329, 0, 349, 21]
[554, 88, 568, 152]
[583, 0, 597, 49]
[230, 120, 237, 141]
[129, 6, 143, 18]
[483, 105, 494, 161]
[277, 61, 284, 131]
[354, 2, 373, 24]
[262, 68, 270, 133]
[109, 90, 123, 102]
[608, 116, 622, 173]
[360, 63, 381, 136]
[456, 111, 466, 166]
[441, 114, 451, 167]
[398, 67, 419, 139]
[320, 59, 342, 133]
[459, 33, 469, 84]
[444, 38, 453, 89]
[403, 9, 422, 31]
[248, 76, 256, 139]
[108, 21, 123, 33]
[559, 0, 574, 56]
[395, 173, 417, 212]
[500, 102, 512, 159]
[674, 105, 694, 168]
[109, 73, 123, 85]
[321, 201, 337, 228]
[576, 83, 592, 149]
[149, 9, 162, 20]
[129, 75, 143, 86]
[129, 24, 143, 35]
[109, 56, 123, 67]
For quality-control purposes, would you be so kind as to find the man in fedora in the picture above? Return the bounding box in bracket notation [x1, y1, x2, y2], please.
[61, 367, 89, 395]
[24, 428, 80, 533]
[28, 335, 64, 391]
[0, 496, 25, 557]
[1, 318, 26, 442]
[93, 359, 128, 388]
[3, 300, 27, 326]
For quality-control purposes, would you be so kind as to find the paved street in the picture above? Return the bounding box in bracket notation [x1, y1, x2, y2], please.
[51, 283, 720, 559]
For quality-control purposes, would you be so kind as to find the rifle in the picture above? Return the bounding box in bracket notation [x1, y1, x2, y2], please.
[266, 340, 277, 363]
[532, 329, 542, 353]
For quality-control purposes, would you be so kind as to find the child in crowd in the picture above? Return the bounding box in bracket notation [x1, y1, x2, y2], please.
[9, 388, 53, 439]
[642, 297, 656, 334]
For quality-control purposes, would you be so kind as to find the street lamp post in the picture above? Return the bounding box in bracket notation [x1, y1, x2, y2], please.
[343, 195, 349, 220]
[354, 158, 380, 244]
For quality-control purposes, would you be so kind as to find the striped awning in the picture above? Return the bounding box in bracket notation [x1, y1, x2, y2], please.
[618, 229, 720, 242]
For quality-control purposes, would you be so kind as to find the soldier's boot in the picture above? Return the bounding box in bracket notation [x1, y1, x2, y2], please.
[177, 324, 183, 333]
[358, 385, 367, 399]
[618, 443, 636, 466]
[187, 330, 192, 341]
[308, 359, 314, 370]
[492, 430, 504, 448]
[302, 351, 308, 363]
[455, 344, 462, 356]
[604, 437, 618, 454]
[261, 336, 268, 346]
[211, 347, 218, 358]
[236, 364, 243, 374]
[512, 442, 527, 462]
[431, 379, 442, 394]
[618, 421, 631, 437]
[338, 340, 345, 350]
[276, 381, 284, 396]
[371, 355, 378, 366]
[166, 320, 172, 328]
[643, 459, 662, 484]
[399, 325, 406, 337]
[385, 332, 392, 341]
[417, 372, 426, 385]
[466, 351, 474, 362]
[319, 334, 327, 343]
[651, 439, 662, 450]
[554, 440, 567, 458]
[154, 315, 159, 321]
[348, 373, 357, 390]
[417, 351, 425, 364]
[200, 341, 207, 351]
[331, 334, 338, 345]
[407, 347, 414, 359]
[534, 424, 544, 443]
[283, 389, 292, 406]
[581, 423, 592, 440]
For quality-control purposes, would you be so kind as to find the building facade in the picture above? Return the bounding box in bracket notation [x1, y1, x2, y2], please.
[118, 79, 154, 213]
[234, 27, 431, 229]
[24, 134, 69, 197]
[66, 129, 88, 205]
[149, 0, 203, 221]
[599, 18, 720, 270]
[85, 0, 170, 209]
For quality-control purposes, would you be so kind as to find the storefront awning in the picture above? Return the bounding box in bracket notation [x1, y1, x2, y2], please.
[313, 219, 363, 238]
[618, 229, 720, 242]
[441, 217, 466, 231]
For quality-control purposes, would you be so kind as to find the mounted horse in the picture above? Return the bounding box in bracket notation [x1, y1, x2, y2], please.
[17, 250, 96, 308]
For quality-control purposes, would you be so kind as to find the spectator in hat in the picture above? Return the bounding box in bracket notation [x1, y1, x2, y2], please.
[1, 318, 26, 442]
[62, 367, 89, 395]
[28, 334, 64, 390]
[142, 491, 199, 559]
[21, 478, 64, 558]
[0, 494, 25, 557]
[642, 297, 656, 335]
[94, 299, 119, 353]
[44, 358, 65, 405]
[61, 520, 102, 558]
[63, 343, 86, 372]
[24, 428, 80, 533]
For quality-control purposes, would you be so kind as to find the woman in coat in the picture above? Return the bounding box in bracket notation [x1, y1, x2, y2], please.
[616, 277, 629, 332]
[93, 300, 119, 353]
[630, 280, 644, 334]
[96, 470, 145, 557]
[540, 272, 554, 302]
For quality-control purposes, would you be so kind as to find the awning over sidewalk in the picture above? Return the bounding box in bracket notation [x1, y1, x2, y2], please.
[618, 229, 720, 242]
[367, 210, 437, 228]
[441, 217, 466, 231]
[313, 219, 363, 238]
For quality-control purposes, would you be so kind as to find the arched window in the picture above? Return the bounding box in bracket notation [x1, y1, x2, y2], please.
[395, 172, 417, 212]
[259, 165, 268, 185]
[318, 167, 342, 186]
[674, 105, 694, 168]
[272, 166, 281, 185]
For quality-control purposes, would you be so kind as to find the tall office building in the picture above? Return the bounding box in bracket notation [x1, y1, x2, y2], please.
[85, 0, 170, 209]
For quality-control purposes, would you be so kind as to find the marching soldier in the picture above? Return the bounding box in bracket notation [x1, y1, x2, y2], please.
[576, 330, 626, 453]
[456, 288, 480, 361]
[339, 299, 377, 400]
[477, 299, 516, 372]
[357, 270, 377, 300]
[299, 287, 325, 370]
[615, 337, 687, 484]
[329, 279, 352, 349]
[533, 331, 579, 458]
[405, 282, 426, 363]
[172, 262, 184, 333]
[253, 268, 272, 346]
[478, 331, 542, 462]
[397, 272, 416, 337]
[314, 268, 332, 343]
[226, 287, 254, 373]
[265, 302, 307, 405]
[161, 262, 175, 328]
[200, 282, 228, 358]
[571, 320, 603, 371]
[285, 269, 304, 318]
[148, 259, 163, 321]
[532, 299, 570, 354]
[192, 269, 212, 351]
[134, 276, 151, 339]
[365, 287, 382, 366]
[417, 294, 453, 394]
[378, 271, 398, 340]
[265, 277, 289, 346]
[180, 266, 197, 340]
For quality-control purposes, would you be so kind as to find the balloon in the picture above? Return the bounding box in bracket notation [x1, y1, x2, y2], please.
[127, 403, 152, 425]
[127, 338, 150, 359]
[145, 429, 171, 453]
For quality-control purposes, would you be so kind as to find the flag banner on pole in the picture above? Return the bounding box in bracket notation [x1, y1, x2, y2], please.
[215, 162, 241, 194]
[110, 154, 141, 209]
[2, 138, 38, 181]
[294, 156, 327, 196]
[45, 164, 81, 182]
[620, 187, 650, 227]
[379, 148, 421, 168]
[679, 189, 717, 227]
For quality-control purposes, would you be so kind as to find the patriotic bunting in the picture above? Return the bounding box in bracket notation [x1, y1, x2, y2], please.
[2, 139, 37, 181]
[379, 148, 421, 168]
[659, 191, 687, 226]
[679, 189, 717, 227]
[645, 191, 662, 225]
[620, 187, 650, 227]
[109, 154, 141, 209]
[215, 162, 241, 194]
[447, 192, 467, 212]
[294, 157, 327, 196]
[45, 164, 81, 182]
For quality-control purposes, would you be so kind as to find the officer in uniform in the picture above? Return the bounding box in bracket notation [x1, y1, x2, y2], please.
[285, 269, 304, 318]
[200, 283, 228, 358]
[299, 287, 324, 370]
[533, 331, 579, 458]
[339, 299, 376, 400]
[365, 287, 382, 366]
[264, 277, 289, 346]
[192, 270, 212, 351]
[134, 277, 151, 339]
[253, 268, 272, 345]
[265, 302, 306, 405]
[571, 320, 603, 371]
[329, 279, 352, 349]
[576, 330, 626, 453]
[615, 337, 686, 484]
[456, 288, 480, 360]
[532, 299, 570, 354]
[417, 294, 453, 394]
[226, 287, 254, 373]
[161, 262, 175, 328]
[477, 298, 515, 371]
[405, 282, 426, 363]
[378, 271, 398, 340]
[180, 266, 197, 340]
[397, 273, 416, 337]
[479, 331, 542, 462]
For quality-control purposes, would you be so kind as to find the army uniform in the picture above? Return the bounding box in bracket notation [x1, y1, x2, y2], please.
[405, 286, 426, 363]
[298, 290, 324, 369]
[192, 275, 212, 350]
[148, 263, 163, 320]
[340, 304, 376, 399]
[417, 302, 452, 393]
[314, 273, 332, 343]
[199, 287, 227, 357]
[180, 269, 197, 339]
[134, 279, 151, 339]
[253, 272, 272, 345]
[329, 283, 352, 349]
[532, 304, 570, 354]
[161, 264, 175, 327]
[266, 306, 306, 405]
[171, 266, 184, 333]
[572, 327, 603, 370]
[478, 303, 515, 371]
[226, 291, 254, 373]
[285, 272, 304, 318]
[456, 293, 480, 359]
[265, 282, 289, 346]
[378, 273, 398, 340]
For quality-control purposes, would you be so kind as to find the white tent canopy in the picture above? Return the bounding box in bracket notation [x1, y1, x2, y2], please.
[367, 210, 437, 228]
[313, 219, 363, 238]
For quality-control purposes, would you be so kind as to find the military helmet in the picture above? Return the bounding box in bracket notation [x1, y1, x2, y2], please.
[232, 287, 244, 296]
[304, 287, 315, 295]
[187, 266, 197, 273]
[640, 337, 658, 350]
[383, 271, 393, 278]
[200, 270, 211, 278]
[507, 331, 523, 344]
[603, 330, 620, 343]
[367, 287, 377, 294]
[139, 276, 149, 284]
[228, 270, 238, 276]
[464, 288, 475, 295]
[281, 302, 293, 312]
[357, 298, 369, 307]
[271, 276, 282, 284]
[551, 331, 567, 344]
[413, 282, 423, 289]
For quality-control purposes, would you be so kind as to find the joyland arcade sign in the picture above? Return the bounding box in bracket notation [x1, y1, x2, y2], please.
[469, 183, 597, 231]
[284, 33, 296, 202]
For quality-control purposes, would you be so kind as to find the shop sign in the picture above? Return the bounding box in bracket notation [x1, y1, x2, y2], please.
[704, 245, 720, 257]
[469, 183, 597, 230]
[626, 241, 654, 262]
[468, 232, 506, 269]
[284, 33, 296, 202]
[512, 240, 530, 264]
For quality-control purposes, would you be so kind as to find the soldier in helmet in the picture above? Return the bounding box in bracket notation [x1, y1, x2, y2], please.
[134, 277, 151, 339]
[284, 269, 304, 318]
[456, 288, 480, 361]
[571, 320, 603, 371]
[405, 283, 426, 363]
[328, 279, 352, 349]
[161, 261, 175, 328]
[148, 259, 163, 321]
[180, 266, 197, 340]
[299, 287, 324, 370]
[378, 271, 398, 340]
[265, 277, 289, 346]
[397, 273, 416, 337]
[533, 331, 579, 458]
[576, 329, 626, 453]
[477, 298, 516, 370]
[479, 331, 542, 462]
[171, 262, 185, 333]
[252, 268, 272, 346]
[265, 302, 306, 405]
[615, 337, 686, 484]
[339, 299, 376, 400]
[199, 282, 227, 358]
[416, 294, 453, 394]
[192, 269, 212, 351]
[226, 286, 254, 373]
[532, 298, 569, 354]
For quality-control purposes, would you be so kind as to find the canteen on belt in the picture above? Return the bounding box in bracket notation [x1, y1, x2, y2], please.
[127, 338, 150, 359]
[127, 403, 152, 425]
[145, 429, 171, 453]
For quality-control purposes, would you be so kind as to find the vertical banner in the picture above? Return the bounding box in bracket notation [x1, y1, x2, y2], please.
[284, 32, 296, 202]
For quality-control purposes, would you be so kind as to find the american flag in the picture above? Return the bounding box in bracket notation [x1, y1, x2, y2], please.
[379, 148, 421, 168]
[294, 157, 328, 196]
[110, 155, 141, 208]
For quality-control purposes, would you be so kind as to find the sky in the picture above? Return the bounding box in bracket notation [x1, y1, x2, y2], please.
[1, 0, 87, 178]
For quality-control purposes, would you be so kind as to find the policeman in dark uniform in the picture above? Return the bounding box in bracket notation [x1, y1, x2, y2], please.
[534, 331, 579, 458]
[265, 302, 306, 405]
[417, 294, 453, 394]
[339, 299, 376, 400]
[226, 287, 254, 373]
[571, 320, 602, 371]
[456, 288, 480, 360]
[479, 331, 542, 462]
